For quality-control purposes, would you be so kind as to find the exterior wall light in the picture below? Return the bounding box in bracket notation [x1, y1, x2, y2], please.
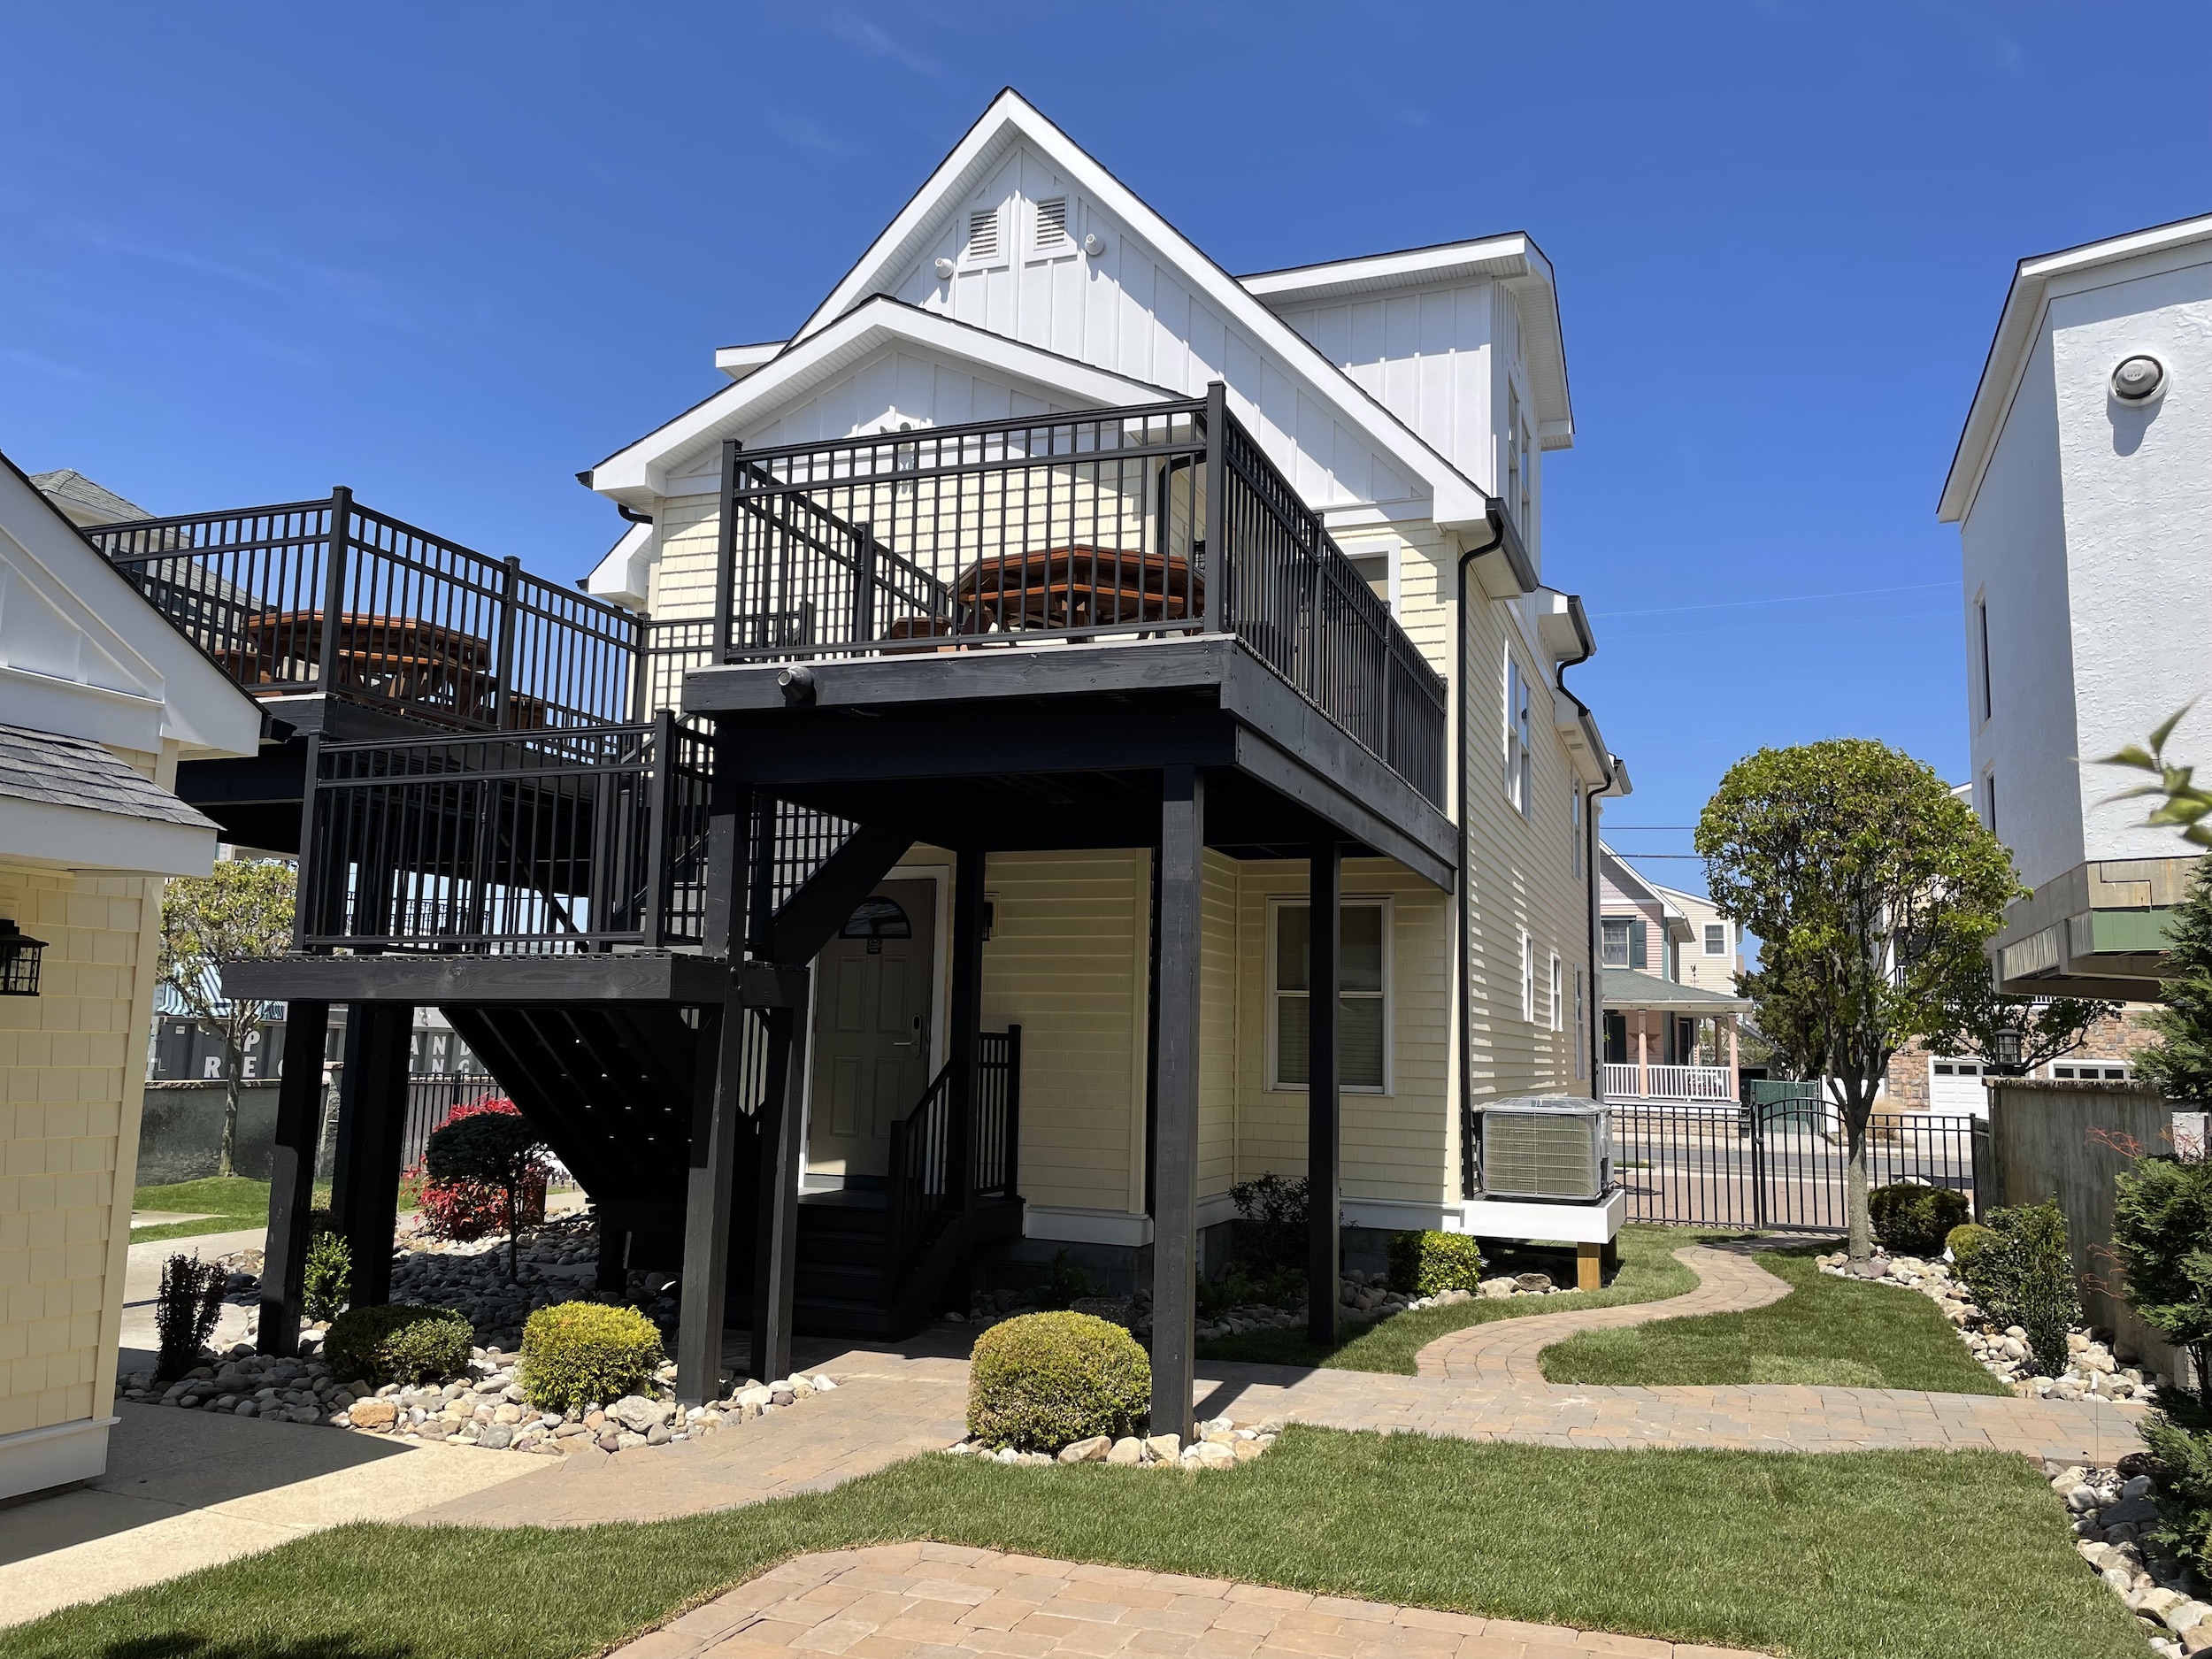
[2112, 354, 2167, 403]
[1993, 1025, 2024, 1071]
[934, 257, 956, 280]
[1082, 232, 1104, 257]
[0, 919, 49, 996]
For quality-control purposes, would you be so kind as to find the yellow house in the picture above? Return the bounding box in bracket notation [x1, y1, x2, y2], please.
[0, 454, 259, 1501]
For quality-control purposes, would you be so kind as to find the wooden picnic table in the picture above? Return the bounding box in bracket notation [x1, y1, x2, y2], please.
[218, 610, 544, 726]
[947, 545, 1202, 632]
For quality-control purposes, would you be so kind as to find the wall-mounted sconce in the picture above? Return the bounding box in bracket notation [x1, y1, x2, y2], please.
[934, 257, 957, 280]
[0, 919, 49, 996]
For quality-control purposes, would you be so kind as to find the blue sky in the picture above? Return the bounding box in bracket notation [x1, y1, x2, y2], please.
[5, 3, 2208, 892]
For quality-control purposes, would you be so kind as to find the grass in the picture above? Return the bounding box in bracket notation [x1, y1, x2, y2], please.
[1542, 1245, 2010, 1394]
[1193, 1224, 1704, 1373]
[0, 1426, 2137, 1659]
[129, 1177, 311, 1244]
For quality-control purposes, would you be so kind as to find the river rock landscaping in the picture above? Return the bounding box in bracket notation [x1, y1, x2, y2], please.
[945, 1415, 1282, 1469]
[1816, 1248, 2162, 1402]
[2056, 1457, 2208, 1656]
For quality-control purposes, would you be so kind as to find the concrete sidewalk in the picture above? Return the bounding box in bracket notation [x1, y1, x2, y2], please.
[0, 1403, 534, 1629]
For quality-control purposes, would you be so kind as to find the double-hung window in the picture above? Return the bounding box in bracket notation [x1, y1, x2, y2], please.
[1548, 952, 1563, 1033]
[1571, 789, 1584, 878]
[1505, 657, 1532, 818]
[1520, 930, 1536, 1024]
[1601, 917, 1632, 967]
[1572, 969, 1587, 1079]
[1703, 923, 1726, 956]
[1272, 899, 1389, 1092]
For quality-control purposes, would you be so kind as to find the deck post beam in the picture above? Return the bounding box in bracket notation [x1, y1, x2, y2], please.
[1307, 839, 1340, 1346]
[333, 1002, 411, 1309]
[595, 1225, 628, 1294]
[257, 999, 330, 1356]
[1150, 764, 1204, 1443]
[947, 845, 986, 1308]
[750, 988, 810, 1386]
[676, 996, 742, 1406]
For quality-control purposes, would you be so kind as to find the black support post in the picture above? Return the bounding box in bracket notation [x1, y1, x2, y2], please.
[1307, 841, 1340, 1346]
[334, 1002, 411, 1309]
[257, 1000, 330, 1356]
[1150, 764, 1203, 1442]
[676, 997, 742, 1406]
[944, 846, 987, 1315]
[749, 991, 810, 1386]
[595, 1225, 628, 1294]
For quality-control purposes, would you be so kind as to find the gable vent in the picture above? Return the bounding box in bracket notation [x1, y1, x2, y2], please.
[965, 207, 1000, 263]
[1034, 197, 1068, 250]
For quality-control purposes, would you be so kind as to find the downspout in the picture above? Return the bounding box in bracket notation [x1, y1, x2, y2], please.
[1538, 599, 1614, 1102]
[1453, 510, 1507, 1201]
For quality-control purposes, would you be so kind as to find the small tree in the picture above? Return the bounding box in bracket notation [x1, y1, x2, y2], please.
[1697, 739, 2022, 1258]
[424, 1110, 549, 1280]
[1922, 962, 2119, 1079]
[2112, 1148, 2212, 1412]
[158, 860, 296, 1178]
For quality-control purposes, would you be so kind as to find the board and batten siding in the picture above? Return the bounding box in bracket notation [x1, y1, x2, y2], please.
[978, 850, 1149, 1217]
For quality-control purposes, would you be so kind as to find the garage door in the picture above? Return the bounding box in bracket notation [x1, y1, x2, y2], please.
[1929, 1057, 1989, 1116]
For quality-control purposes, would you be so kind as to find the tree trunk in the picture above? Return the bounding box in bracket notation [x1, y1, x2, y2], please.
[506, 1183, 520, 1282]
[1838, 1084, 1873, 1260]
[219, 1035, 244, 1179]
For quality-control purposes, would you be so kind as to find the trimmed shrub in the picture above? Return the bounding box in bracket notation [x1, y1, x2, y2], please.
[411, 1097, 549, 1246]
[156, 1255, 227, 1380]
[2140, 1412, 2212, 1570]
[303, 1230, 351, 1322]
[519, 1301, 664, 1413]
[1945, 1222, 1993, 1276]
[425, 1105, 551, 1279]
[1868, 1182, 1971, 1257]
[967, 1310, 1149, 1450]
[1388, 1230, 1488, 1296]
[325, 1303, 474, 1386]
[1956, 1199, 2081, 1378]
[2112, 1153, 2212, 1410]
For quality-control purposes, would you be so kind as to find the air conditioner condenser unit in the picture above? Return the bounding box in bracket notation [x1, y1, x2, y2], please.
[1479, 1096, 1613, 1202]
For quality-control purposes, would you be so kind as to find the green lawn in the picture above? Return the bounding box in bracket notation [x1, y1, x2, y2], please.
[129, 1177, 324, 1244]
[1542, 1245, 2009, 1394]
[1194, 1224, 1703, 1373]
[0, 1427, 2134, 1659]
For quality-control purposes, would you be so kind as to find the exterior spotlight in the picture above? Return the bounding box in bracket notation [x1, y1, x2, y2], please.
[2112, 355, 2167, 403]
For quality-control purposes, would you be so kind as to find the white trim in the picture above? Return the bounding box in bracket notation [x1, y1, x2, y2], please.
[588, 298, 1177, 504]
[785, 91, 1495, 532]
[714, 341, 787, 381]
[1264, 894, 1394, 1095]
[1455, 1188, 1623, 1245]
[0, 1414, 116, 1503]
[0, 795, 217, 877]
[1024, 1204, 1151, 1247]
[1340, 1195, 1458, 1233]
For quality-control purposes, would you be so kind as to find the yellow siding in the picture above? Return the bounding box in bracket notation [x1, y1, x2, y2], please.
[979, 850, 1148, 1215]
[0, 862, 157, 1442]
[1199, 850, 1237, 1203]
[1232, 859, 1454, 1210]
[651, 494, 719, 621]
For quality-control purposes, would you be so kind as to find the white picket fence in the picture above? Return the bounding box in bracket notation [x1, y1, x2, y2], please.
[1601, 1062, 1737, 1103]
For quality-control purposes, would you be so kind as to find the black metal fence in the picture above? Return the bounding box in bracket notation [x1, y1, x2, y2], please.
[1614, 1102, 1991, 1230]
[300, 713, 713, 953]
[401, 1073, 504, 1170]
[886, 1029, 1021, 1280]
[704, 390, 1448, 804]
[90, 489, 645, 730]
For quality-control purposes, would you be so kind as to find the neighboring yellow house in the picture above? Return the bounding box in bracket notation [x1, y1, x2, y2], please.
[580, 90, 1624, 1278]
[0, 453, 259, 1502]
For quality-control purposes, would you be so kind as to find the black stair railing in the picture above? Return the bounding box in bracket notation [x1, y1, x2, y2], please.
[885, 1027, 1020, 1279]
[298, 713, 712, 954]
[88, 489, 646, 732]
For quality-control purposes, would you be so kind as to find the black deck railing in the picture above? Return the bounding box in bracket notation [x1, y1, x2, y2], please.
[886, 1029, 1021, 1279]
[89, 489, 644, 732]
[298, 714, 712, 954]
[697, 390, 1448, 804]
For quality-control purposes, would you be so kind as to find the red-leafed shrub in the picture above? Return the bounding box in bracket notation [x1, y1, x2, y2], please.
[408, 1096, 549, 1242]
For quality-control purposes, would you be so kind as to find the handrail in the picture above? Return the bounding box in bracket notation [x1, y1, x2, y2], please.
[885, 1028, 1018, 1282]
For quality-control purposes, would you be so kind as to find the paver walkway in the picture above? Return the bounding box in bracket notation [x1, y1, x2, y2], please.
[1176, 1241, 2142, 1463]
[606, 1542, 1774, 1659]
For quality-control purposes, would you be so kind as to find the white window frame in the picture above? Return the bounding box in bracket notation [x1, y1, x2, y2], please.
[1601, 916, 1632, 968]
[1573, 969, 1587, 1079]
[1520, 929, 1535, 1024]
[1505, 654, 1533, 818]
[1548, 951, 1563, 1033]
[2051, 1061, 2131, 1082]
[1267, 895, 1394, 1094]
[1340, 541, 1399, 616]
[1975, 592, 1993, 725]
[1571, 789, 1584, 879]
[1703, 922, 1727, 956]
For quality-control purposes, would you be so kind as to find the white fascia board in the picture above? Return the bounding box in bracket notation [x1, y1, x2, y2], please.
[1599, 844, 1668, 907]
[0, 795, 218, 877]
[785, 89, 1497, 536]
[714, 341, 787, 381]
[586, 520, 654, 611]
[0, 664, 163, 752]
[1939, 211, 2212, 523]
[587, 299, 1175, 505]
[1601, 757, 1633, 799]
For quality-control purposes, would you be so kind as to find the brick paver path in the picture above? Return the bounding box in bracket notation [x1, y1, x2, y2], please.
[607, 1543, 1775, 1659]
[1178, 1241, 2144, 1464]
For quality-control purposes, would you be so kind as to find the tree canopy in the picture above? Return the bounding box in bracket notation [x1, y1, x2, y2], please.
[1697, 738, 2023, 1255]
[158, 858, 296, 1177]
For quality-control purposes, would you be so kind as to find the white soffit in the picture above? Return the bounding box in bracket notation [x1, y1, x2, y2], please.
[714, 341, 787, 382]
[588, 298, 1177, 503]
[782, 88, 1496, 529]
[1939, 210, 2212, 524]
[1241, 234, 1574, 447]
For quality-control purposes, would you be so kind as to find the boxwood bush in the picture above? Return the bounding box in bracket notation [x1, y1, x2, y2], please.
[967, 1310, 1149, 1450]
[519, 1301, 664, 1412]
[1387, 1229, 1488, 1296]
[1868, 1182, 1971, 1257]
[324, 1303, 474, 1386]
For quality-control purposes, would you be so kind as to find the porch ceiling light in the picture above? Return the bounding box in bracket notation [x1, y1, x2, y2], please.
[0, 919, 48, 996]
[2112, 354, 2166, 403]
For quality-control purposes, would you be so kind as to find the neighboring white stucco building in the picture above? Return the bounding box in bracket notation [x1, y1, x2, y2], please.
[1939, 212, 2212, 998]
